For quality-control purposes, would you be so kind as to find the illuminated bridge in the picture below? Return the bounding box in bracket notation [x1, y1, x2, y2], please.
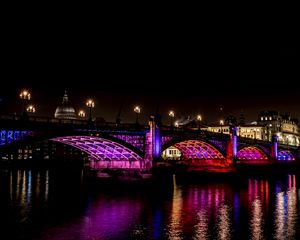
[0, 114, 299, 174]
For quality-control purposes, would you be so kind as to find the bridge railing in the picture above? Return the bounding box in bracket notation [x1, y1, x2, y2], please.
[0, 114, 149, 132]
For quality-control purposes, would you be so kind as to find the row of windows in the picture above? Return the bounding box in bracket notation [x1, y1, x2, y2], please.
[168, 149, 180, 155]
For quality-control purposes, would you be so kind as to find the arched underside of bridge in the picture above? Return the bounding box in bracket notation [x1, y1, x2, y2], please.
[278, 150, 295, 161]
[170, 140, 227, 166]
[237, 146, 269, 163]
[51, 136, 146, 170]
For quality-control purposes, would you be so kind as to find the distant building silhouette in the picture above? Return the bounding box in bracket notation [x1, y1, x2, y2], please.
[54, 90, 77, 119]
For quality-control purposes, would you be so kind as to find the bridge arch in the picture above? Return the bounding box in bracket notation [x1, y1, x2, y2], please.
[162, 139, 226, 166]
[237, 146, 269, 162]
[162, 137, 226, 157]
[51, 136, 146, 170]
[0, 129, 144, 159]
[278, 150, 295, 161]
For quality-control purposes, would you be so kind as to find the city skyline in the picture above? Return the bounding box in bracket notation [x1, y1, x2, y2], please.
[0, 47, 298, 124]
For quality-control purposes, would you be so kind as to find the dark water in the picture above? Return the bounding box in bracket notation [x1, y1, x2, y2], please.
[0, 168, 299, 240]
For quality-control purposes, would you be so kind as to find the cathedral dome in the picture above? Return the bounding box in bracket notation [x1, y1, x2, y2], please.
[54, 91, 77, 119]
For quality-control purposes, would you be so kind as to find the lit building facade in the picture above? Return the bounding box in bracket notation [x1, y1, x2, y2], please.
[206, 124, 263, 140]
[204, 110, 300, 146]
[257, 110, 299, 146]
[238, 125, 264, 140]
[207, 125, 230, 134]
[161, 146, 181, 160]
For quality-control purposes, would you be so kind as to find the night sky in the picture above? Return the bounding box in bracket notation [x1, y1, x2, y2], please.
[0, 20, 298, 125]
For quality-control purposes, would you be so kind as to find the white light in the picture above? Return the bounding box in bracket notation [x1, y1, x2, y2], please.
[86, 99, 95, 108]
[78, 110, 85, 117]
[26, 105, 35, 113]
[169, 110, 175, 118]
[134, 106, 141, 114]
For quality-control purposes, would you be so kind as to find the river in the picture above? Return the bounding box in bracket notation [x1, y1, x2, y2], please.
[0, 167, 299, 239]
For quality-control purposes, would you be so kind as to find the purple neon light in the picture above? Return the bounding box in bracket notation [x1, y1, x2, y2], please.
[173, 140, 225, 160]
[154, 125, 161, 158]
[237, 146, 268, 160]
[111, 134, 145, 152]
[207, 139, 226, 152]
[51, 136, 144, 170]
[277, 150, 295, 161]
[162, 136, 173, 145]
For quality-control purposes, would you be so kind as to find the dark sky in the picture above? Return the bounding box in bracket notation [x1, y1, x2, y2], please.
[0, 17, 298, 125]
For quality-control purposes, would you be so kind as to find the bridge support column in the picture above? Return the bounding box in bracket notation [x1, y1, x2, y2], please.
[144, 115, 162, 168]
[226, 126, 238, 165]
[270, 135, 278, 162]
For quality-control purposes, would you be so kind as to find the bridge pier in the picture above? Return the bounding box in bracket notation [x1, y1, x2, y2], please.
[226, 126, 238, 166]
[144, 114, 162, 169]
[270, 135, 278, 162]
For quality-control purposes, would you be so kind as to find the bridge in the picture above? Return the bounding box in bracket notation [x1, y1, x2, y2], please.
[0, 114, 299, 175]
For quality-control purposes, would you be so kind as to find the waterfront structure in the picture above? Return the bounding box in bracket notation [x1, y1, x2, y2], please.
[207, 125, 230, 134]
[238, 125, 264, 140]
[161, 146, 181, 160]
[54, 90, 77, 119]
[0, 109, 299, 175]
[257, 110, 299, 146]
[207, 124, 263, 140]
[205, 110, 300, 147]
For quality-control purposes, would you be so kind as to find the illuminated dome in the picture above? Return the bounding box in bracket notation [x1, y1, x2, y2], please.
[54, 91, 77, 119]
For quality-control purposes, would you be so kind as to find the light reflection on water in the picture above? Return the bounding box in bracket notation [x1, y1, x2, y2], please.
[167, 174, 183, 240]
[0, 169, 300, 240]
[217, 204, 231, 240]
[274, 174, 297, 240]
[251, 198, 263, 240]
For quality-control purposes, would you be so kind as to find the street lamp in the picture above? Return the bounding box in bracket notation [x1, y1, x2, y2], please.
[197, 114, 202, 131]
[20, 90, 31, 118]
[169, 110, 175, 128]
[86, 99, 95, 122]
[26, 105, 35, 113]
[134, 106, 141, 124]
[78, 110, 86, 118]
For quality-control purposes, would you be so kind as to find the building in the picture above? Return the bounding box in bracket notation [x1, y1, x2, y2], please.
[257, 110, 299, 146]
[54, 90, 77, 119]
[238, 124, 264, 140]
[161, 146, 181, 160]
[204, 110, 300, 146]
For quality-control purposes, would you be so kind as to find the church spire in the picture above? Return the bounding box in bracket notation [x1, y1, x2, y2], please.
[62, 89, 68, 104]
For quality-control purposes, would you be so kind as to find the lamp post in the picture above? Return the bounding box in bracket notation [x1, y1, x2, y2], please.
[86, 99, 95, 122]
[19, 90, 31, 119]
[134, 106, 141, 125]
[197, 114, 202, 131]
[169, 110, 175, 129]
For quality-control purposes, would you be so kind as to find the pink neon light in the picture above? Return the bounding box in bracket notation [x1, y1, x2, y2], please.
[174, 140, 225, 160]
[237, 146, 268, 160]
[51, 136, 144, 170]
